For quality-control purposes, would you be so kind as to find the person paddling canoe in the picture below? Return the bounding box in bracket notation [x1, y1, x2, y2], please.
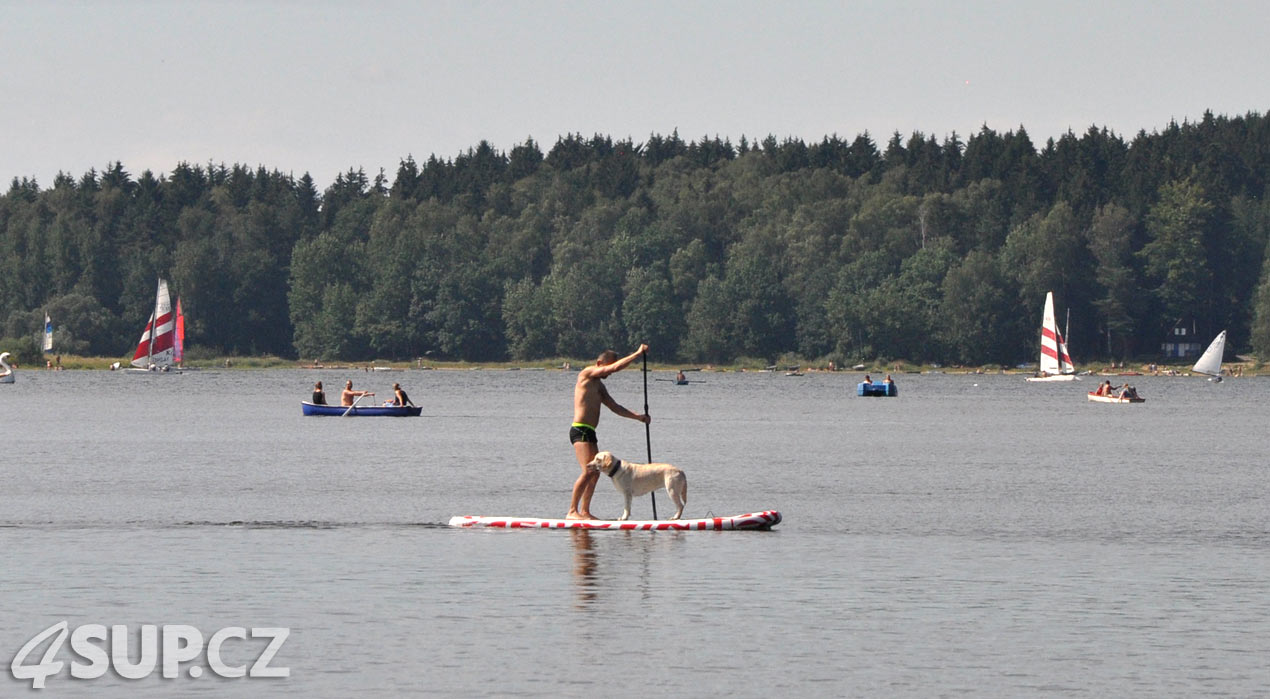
[341, 380, 373, 406]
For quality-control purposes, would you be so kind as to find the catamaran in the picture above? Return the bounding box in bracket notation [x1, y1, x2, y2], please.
[1025, 291, 1078, 382]
[129, 278, 179, 372]
[1192, 330, 1227, 382]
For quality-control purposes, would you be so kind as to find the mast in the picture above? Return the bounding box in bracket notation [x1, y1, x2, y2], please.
[1064, 306, 1071, 372]
[148, 277, 160, 369]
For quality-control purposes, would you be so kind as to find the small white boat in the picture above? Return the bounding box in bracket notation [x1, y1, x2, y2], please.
[1088, 391, 1144, 404]
[0, 351, 14, 384]
[1025, 291, 1078, 382]
[1191, 330, 1226, 382]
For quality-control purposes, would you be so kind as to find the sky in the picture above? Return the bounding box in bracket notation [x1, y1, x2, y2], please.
[2, 0, 1268, 190]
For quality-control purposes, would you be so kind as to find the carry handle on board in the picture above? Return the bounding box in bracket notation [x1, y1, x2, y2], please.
[643, 350, 656, 520]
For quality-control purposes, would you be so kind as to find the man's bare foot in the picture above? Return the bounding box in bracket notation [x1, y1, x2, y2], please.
[566, 511, 587, 520]
[579, 511, 597, 520]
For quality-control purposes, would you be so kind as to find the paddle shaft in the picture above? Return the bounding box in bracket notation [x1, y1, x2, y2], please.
[643, 351, 657, 520]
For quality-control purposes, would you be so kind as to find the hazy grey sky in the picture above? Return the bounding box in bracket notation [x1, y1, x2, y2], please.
[3, 0, 1267, 189]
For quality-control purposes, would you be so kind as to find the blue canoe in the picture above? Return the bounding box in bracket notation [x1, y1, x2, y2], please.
[857, 381, 898, 397]
[301, 401, 421, 417]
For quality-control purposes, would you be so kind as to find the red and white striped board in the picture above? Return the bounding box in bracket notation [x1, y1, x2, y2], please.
[448, 510, 781, 531]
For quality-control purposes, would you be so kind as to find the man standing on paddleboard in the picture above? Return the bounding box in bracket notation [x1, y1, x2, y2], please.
[568, 344, 650, 519]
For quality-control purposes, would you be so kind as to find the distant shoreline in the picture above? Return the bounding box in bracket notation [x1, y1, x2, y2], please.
[16, 354, 1263, 376]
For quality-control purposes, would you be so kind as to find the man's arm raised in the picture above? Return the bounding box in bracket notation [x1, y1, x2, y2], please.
[594, 344, 648, 379]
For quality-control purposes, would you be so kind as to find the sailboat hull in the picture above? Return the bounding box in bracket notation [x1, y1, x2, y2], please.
[1025, 374, 1078, 382]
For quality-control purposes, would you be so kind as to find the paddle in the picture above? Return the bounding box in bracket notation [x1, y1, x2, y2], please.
[342, 390, 370, 417]
[643, 350, 657, 520]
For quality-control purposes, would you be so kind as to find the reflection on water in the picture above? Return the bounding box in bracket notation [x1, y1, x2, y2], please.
[570, 529, 597, 608]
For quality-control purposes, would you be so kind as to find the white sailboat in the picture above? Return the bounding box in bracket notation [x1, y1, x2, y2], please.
[43, 313, 53, 353]
[128, 278, 178, 372]
[0, 351, 14, 384]
[1191, 330, 1226, 382]
[1025, 291, 1078, 382]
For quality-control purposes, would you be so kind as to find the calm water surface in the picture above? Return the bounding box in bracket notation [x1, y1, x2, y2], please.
[1, 369, 1267, 696]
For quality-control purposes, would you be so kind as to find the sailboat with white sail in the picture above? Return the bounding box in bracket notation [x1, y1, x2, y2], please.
[1025, 291, 1078, 382]
[43, 313, 53, 353]
[1191, 330, 1226, 382]
[128, 278, 179, 372]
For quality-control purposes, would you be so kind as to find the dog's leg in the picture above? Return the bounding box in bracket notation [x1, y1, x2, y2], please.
[666, 473, 686, 519]
[619, 491, 632, 521]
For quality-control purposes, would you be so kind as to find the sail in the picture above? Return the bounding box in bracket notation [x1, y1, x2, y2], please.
[174, 297, 185, 364]
[43, 313, 53, 352]
[130, 279, 176, 369]
[1039, 292, 1074, 375]
[1191, 330, 1226, 376]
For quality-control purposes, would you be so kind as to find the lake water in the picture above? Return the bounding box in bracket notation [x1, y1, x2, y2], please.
[1, 368, 1268, 696]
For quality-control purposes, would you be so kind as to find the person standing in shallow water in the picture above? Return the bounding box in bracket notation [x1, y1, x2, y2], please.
[568, 345, 650, 520]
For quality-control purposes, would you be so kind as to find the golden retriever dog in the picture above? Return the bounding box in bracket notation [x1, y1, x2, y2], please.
[587, 451, 687, 520]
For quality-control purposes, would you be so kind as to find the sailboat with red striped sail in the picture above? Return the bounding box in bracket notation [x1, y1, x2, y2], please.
[129, 278, 179, 372]
[1025, 291, 1078, 382]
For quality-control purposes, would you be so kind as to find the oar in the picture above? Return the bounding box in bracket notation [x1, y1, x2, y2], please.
[342, 391, 370, 417]
[643, 350, 657, 520]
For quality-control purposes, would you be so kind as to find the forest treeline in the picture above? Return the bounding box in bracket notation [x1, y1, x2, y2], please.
[4, 110, 1270, 366]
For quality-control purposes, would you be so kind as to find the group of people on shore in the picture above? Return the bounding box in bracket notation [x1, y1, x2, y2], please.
[310, 380, 415, 407]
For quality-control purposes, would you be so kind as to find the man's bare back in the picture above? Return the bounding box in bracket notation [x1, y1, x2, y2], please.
[573, 368, 608, 427]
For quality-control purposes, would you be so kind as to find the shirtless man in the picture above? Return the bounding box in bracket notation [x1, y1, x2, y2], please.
[341, 380, 373, 406]
[568, 344, 650, 519]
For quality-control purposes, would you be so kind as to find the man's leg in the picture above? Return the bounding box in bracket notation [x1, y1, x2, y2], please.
[568, 441, 599, 519]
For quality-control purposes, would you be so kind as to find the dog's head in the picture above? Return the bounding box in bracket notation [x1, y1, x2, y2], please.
[586, 451, 616, 475]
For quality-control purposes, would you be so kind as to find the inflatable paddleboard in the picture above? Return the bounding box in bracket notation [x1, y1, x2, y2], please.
[448, 510, 781, 531]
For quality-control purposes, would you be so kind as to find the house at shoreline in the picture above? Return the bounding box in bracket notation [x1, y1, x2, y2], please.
[1160, 318, 1203, 359]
